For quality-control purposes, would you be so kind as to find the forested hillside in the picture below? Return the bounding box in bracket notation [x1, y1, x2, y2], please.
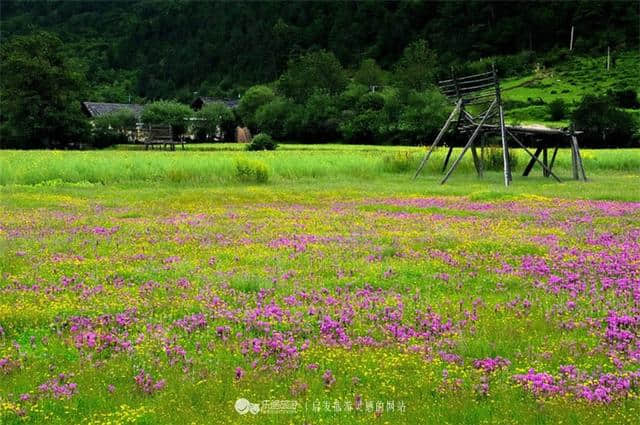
[2, 0, 638, 101]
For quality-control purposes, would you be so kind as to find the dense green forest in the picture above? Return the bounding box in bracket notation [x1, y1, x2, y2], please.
[1, 1, 638, 149]
[2, 0, 638, 100]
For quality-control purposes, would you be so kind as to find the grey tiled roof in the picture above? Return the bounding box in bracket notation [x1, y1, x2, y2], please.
[195, 97, 239, 109]
[81, 102, 144, 118]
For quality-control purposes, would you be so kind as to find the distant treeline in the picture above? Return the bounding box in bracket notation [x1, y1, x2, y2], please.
[2, 0, 638, 100]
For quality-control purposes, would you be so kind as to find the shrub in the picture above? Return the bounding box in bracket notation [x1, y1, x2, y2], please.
[247, 133, 278, 151]
[464, 51, 535, 78]
[91, 128, 128, 149]
[607, 88, 640, 109]
[234, 158, 269, 183]
[548, 99, 567, 121]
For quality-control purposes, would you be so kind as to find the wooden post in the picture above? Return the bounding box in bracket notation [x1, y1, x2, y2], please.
[413, 99, 462, 179]
[442, 146, 454, 173]
[549, 146, 559, 173]
[570, 139, 579, 180]
[471, 142, 483, 177]
[542, 147, 549, 177]
[571, 135, 587, 181]
[441, 99, 497, 184]
[493, 64, 511, 186]
[607, 46, 611, 71]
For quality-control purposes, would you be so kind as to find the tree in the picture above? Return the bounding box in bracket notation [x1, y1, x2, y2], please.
[254, 97, 294, 140]
[91, 109, 137, 148]
[278, 50, 347, 102]
[141, 100, 192, 138]
[393, 39, 438, 92]
[195, 102, 235, 142]
[0, 31, 89, 148]
[301, 92, 341, 141]
[571, 95, 636, 147]
[354, 59, 387, 89]
[396, 89, 449, 144]
[237, 85, 276, 132]
[93, 109, 137, 134]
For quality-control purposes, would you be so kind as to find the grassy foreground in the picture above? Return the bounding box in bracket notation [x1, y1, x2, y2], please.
[1, 145, 639, 190]
[1, 146, 640, 424]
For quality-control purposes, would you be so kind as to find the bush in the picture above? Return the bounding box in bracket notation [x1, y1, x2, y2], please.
[141, 100, 192, 138]
[572, 95, 636, 147]
[464, 51, 535, 78]
[607, 88, 640, 109]
[91, 128, 128, 149]
[234, 158, 269, 183]
[247, 133, 278, 151]
[548, 99, 567, 121]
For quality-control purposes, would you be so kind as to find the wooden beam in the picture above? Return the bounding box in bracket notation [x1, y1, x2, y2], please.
[471, 142, 482, 177]
[506, 129, 562, 182]
[413, 99, 462, 179]
[522, 147, 543, 176]
[549, 146, 559, 172]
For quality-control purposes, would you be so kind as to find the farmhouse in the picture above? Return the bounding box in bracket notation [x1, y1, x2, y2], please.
[81, 102, 144, 119]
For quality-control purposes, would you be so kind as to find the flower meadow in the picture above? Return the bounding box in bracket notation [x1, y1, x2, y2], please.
[1, 188, 640, 424]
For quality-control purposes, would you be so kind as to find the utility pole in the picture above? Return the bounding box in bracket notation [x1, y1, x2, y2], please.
[569, 26, 574, 51]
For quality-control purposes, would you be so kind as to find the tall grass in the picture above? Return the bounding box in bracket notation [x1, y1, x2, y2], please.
[0, 146, 638, 186]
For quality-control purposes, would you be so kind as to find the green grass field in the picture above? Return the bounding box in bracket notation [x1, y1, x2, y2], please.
[1, 146, 640, 424]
